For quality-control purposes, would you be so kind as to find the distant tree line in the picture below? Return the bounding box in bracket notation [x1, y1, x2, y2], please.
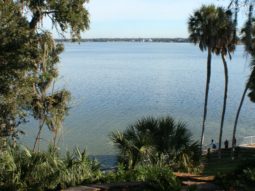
[55, 38, 189, 43]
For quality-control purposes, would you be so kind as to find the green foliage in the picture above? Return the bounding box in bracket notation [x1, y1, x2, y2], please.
[25, 0, 90, 39]
[62, 147, 102, 187]
[111, 116, 201, 172]
[0, 0, 90, 148]
[211, 9, 236, 56]
[0, 2, 94, 189]
[240, 5, 254, 55]
[189, 5, 235, 54]
[216, 168, 255, 191]
[215, 160, 255, 190]
[188, 5, 221, 51]
[134, 165, 181, 191]
[248, 65, 255, 102]
[0, 145, 100, 190]
[0, 2, 39, 141]
[241, 16, 255, 103]
[101, 164, 181, 191]
[46, 0, 90, 40]
[188, 5, 236, 149]
[188, 4, 236, 152]
[30, 30, 71, 151]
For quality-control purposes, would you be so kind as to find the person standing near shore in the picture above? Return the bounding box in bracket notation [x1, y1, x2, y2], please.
[224, 139, 229, 149]
[211, 139, 217, 149]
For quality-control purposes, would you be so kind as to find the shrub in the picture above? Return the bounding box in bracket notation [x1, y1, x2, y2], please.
[215, 159, 255, 190]
[0, 145, 101, 190]
[101, 164, 181, 191]
[110, 116, 201, 172]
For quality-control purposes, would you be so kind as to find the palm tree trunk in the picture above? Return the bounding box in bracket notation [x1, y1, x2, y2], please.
[232, 83, 249, 147]
[233, 0, 238, 43]
[200, 48, 212, 149]
[218, 53, 229, 158]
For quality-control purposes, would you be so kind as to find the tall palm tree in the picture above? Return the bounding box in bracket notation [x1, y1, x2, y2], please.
[228, 0, 238, 41]
[212, 8, 236, 156]
[188, 5, 222, 148]
[248, 63, 255, 102]
[232, 4, 254, 148]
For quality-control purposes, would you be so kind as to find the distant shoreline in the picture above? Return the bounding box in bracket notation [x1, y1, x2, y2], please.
[55, 38, 189, 43]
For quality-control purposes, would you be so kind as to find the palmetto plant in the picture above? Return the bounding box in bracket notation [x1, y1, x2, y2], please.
[0, 145, 100, 190]
[111, 116, 200, 172]
[100, 164, 181, 191]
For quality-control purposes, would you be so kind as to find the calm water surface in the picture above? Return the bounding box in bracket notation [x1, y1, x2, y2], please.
[21, 42, 255, 157]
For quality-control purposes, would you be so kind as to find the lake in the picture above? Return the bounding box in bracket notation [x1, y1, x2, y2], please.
[21, 42, 255, 157]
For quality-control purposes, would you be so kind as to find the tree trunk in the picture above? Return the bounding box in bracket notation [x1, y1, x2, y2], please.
[33, 119, 45, 152]
[233, 0, 238, 43]
[232, 83, 249, 147]
[200, 48, 212, 150]
[218, 53, 229, 158]
[29, 10, 41, 30]
[53, 131, 58, 149]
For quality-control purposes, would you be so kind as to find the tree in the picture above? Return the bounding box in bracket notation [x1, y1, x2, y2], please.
[0, 2, 39, 147]
[242, 17, 255, 104]
[211, 8, 236, 155]
[111, 116, 200, 172]
[0, 0, 90, 150]
[31, 32, 71, 151]
[25, 0, 89, 150]
[247, 64, 255, 101]
[232, 3, 254, 148]
[188, 5, 223, 149]
[26, 0, 90, 38]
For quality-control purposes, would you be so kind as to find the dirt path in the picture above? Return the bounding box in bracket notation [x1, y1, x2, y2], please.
[175, 172, 223, 191]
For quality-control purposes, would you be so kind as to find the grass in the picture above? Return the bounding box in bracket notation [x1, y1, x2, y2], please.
[203, 157, 241, 175]
[171, 147, 255, 190]
[202, 147, 255, 176]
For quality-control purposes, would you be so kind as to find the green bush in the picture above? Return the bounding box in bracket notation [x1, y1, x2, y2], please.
[101, 164, 181, 191]
[0, 145, 101, 191]
[110, 116, 201, 172]
[134, 165, 181, 191]
[215, 159, 255, 190]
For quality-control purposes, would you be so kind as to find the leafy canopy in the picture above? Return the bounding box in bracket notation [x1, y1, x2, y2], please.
[0, 0, 90, 148]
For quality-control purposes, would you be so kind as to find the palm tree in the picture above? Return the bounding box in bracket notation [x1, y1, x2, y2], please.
[232, 4, 254, 148]
[212, 8, 236, 156]
[188, 5, 222, 148]
[110, 116, 200, 171]
[248, 63, 255, 102]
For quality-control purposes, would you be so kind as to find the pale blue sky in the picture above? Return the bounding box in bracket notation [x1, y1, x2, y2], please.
[50, 0, 248, 38]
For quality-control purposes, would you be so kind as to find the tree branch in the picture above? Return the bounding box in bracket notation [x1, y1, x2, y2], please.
[29, 11, 41, 30]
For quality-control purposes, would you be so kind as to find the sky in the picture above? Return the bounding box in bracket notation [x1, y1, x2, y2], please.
[51, 0, 248, 38]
